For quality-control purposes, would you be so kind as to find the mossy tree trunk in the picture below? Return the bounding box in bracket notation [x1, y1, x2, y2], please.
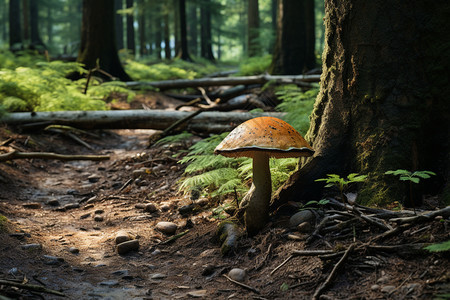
[273, 0, 450, 208]
[78, 0, 131, 81]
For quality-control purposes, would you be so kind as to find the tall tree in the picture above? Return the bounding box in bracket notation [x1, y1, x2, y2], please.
[273, 0, 450, 209]
[247, 0, 260, 57]
[126, 0, 135, 55]
[114, 0, 124, 50]
[177, 0, 192, 61]
[29, 0, 45, 49]
[200, 0, 214, 61]
[269, 0, 316, 74]
[77, 0, 131, 81]
[163, 3, 171, 59]
[9, 0, 22, 50]
[153, 1, 162, 59]
[187, 2, 198, 57]
[138, 0, 147, 56]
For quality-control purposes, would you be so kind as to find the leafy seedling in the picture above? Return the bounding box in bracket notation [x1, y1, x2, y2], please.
[315, 173, 367, 205]
[385, 170, 436, 213]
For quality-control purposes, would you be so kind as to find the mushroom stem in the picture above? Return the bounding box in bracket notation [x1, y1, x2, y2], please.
[243, 153, 272, 235]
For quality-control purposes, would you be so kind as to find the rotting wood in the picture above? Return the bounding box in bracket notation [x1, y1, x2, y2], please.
[126, 74, 320, 90]
[0, 150, 109, 162]
[0, 279, 66, 297]
[1, 110, 285, 133]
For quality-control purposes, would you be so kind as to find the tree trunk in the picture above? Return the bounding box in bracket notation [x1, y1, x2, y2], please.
[126, 0, 135, 55]
[187, 3, 198, 57]
[22, 0, 29, 41]
[273, 0, 450, 209]
[154, 1, 162, 59]
[138, 0, 147, 56]
[163, 7, 171, 59]
[200, 0, 215, 61]
[270, 0, 316, 75]
[9, 0, 22, 50]
[29, 0, 45, 49]
[247, 0, 260, 57]
[114, 0, 124, 50]
[46, 5, 53, 45]
[77, 0, 132, 81]
[177, 0, 192, 61]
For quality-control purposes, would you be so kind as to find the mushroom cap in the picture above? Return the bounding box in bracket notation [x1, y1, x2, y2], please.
[214, 117, 314, 159]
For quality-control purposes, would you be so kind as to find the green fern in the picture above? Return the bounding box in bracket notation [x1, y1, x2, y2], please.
[237, 54, 272, 75]
[424, 240, 450, 252]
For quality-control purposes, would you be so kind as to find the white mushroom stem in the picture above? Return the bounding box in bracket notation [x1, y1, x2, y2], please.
[242, 153, 272, 235]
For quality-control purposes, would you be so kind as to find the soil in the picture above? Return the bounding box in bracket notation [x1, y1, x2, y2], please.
[0, 95, 449, 299]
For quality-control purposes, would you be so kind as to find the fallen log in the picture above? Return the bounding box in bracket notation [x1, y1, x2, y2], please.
[1, 110, 285, 133]
[0, 151, 110, 162]
[126, 74, 320, 90]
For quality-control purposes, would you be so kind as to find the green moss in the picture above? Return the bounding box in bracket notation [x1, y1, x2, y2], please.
[0, 214, 9, 233]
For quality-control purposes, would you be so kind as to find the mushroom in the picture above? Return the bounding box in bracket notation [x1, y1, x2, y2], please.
[214, 116, 314, 235]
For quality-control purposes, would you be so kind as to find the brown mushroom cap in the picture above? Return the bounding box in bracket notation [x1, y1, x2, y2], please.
[214, 117, 314, 159]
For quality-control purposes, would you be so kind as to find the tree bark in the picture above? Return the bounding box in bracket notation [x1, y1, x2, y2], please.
[273, 0, 450, 208]
[114, 0, 124, 50]
[200, 0, 215, 61]
[138, 0, 147, 56]
[126, 0, 135, 55]
[187, 3, 198, 57]
[77, 0, 131, 81]
[270, 0, 316, 75]
[247, 0, 260, 57]
[2, 110, 285, 133]
[29, 0, 45, 49]
[153, 1, 162, 59]
[9, 0, 22, 50]
[163, 6, 171, 59]
[177, 0, 192, 61]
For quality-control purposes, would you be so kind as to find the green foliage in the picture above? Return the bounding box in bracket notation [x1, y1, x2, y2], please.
[424, 240, 450, 253]
[0, 214, 8, 233]
[237, 54, 272, 75]
[275, 85, 318, 134]
[0, 50, 45, 70]
[384, 170, 436, 184]
[125, 58, 219, 82]
[153, 131, 193, 147]
[87, 81, 136, 102]
[316, 173, 368, 201]
[300, 199, 330, 211]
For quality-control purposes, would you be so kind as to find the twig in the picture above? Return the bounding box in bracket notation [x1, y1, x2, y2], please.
[0, 279, 66, 297]
[223, 274, 260, 294]
[390, 206, 450, 224]
[270, 254, 294, 276]
[0, 150, 109, 162]
[159, 230, 189, 245]
[312, 243, 356, 300]
[271, 249, 336, 276]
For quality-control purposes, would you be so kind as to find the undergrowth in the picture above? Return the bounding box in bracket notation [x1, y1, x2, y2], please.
[237, 54, 272, 76]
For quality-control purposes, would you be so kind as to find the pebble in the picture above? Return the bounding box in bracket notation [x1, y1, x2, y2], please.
[381, 285, 396, 293]
[99, 280, 119, 287]
[160, 204, 170, 212]
[94, 209, 104, 214]
[377, 275, 390, 284]
[21, 243, 42, 250]
[371, 284, 380, 291]
[46, 199, 60, 206]
[80, 213, 91, 219]
[156, 221, 178, 235]
[69, 247, 80, 254]
[150, 273, 167, 280]
[22, 203, 41, 209]
[289, 210, 315, 227]
[63, 203, 80, 210]
[228, 268, 246, 282]
[117, 239, 139, 255]
[135, 203, 146, 209]
[115, 231, 132, 244]
[94, 215, 104, 222]
[144, 203, 158, 213]
[202, 265, 216, 276]
[178, 204, 194, 216]
[88, 174, 101, 183]
[43, 255, 65, 265]
[111, 269, 129, 276]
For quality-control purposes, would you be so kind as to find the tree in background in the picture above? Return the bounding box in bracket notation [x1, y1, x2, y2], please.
[247, 0, 260, 57]
[126, 0, 135, 55]
[177, 0, 192, 61]
[274, 0, 450, 208]
[9, 0, 22, 50]
[163, 2, 171, 59]
[270, 0, 316, 74]
[77, 0, 131, 81]
[114, 0, 124, 50]
[29, 0, 46, 50]
[200, 0, 214, 61]
[187, 2, 198, 57]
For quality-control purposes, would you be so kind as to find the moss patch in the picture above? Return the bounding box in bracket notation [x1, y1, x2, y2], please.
[0, 214, 9, 233]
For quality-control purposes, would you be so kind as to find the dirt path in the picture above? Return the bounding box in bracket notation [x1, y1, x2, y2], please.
[0, 127, 449, 299]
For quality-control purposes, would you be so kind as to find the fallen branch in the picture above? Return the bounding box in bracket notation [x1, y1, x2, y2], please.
[0, 279, 65, 297]
[223, 274, 260, 294]
[1, 110, 285, 133]
[0, 151, 109, 162]
[312, 243, 356, 300]
[126, 74, 320, 90]
[389, 206, 450, 224]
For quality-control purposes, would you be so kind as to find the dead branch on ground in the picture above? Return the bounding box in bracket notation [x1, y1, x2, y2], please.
[0, 150, 110, 162]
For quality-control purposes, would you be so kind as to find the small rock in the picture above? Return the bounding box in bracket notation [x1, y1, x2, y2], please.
[381, 285, 396, 293]
[21, 243, 42, 250]
[88, 174, 101, 183]
[144, 203, 157, 213]
[43, 255, 65, 265]
[228, 268, 246, 282]
[46, 199, 60, 206]
[297, 221, 312, 233]
[160, 204, 170, 212]
[94, 215, 104, 222]
[115, 231, 132, 244]
[377, 275, 390, 284]
[99, 280, 119, 287]
[289, 210, 315, 228]
[202, 265, 216, 276]
[150, 273, 167, 280]
[94, 209, 104, 214]
[67, 189, 80, 195]
[178, 204, 194, 216]
[156, 221, 177, 235]
[151, 249, 161, 255]
[80, 213, 91, 219]
[69, 247, 79, 254]
[23, 203, 41, 209]
[111, 269, 129, 276]
[371, 284, 380, 291]
[187, 290, 207, 298]
[63, 203, 80, 210]
[135, 203, 146, 209]
[117, 239, 139, 255]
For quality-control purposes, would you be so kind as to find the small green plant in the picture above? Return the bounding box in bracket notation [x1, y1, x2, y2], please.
[385, 170, 436, 212]
[300, 199, 330, 211]
[424, 240, 450, 253]
[237, 54, 272, 75]
[315, 173, 368, 204]
[0, 214, 8, 233]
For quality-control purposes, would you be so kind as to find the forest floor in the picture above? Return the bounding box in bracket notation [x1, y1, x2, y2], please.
[0, 94, 449, 300]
